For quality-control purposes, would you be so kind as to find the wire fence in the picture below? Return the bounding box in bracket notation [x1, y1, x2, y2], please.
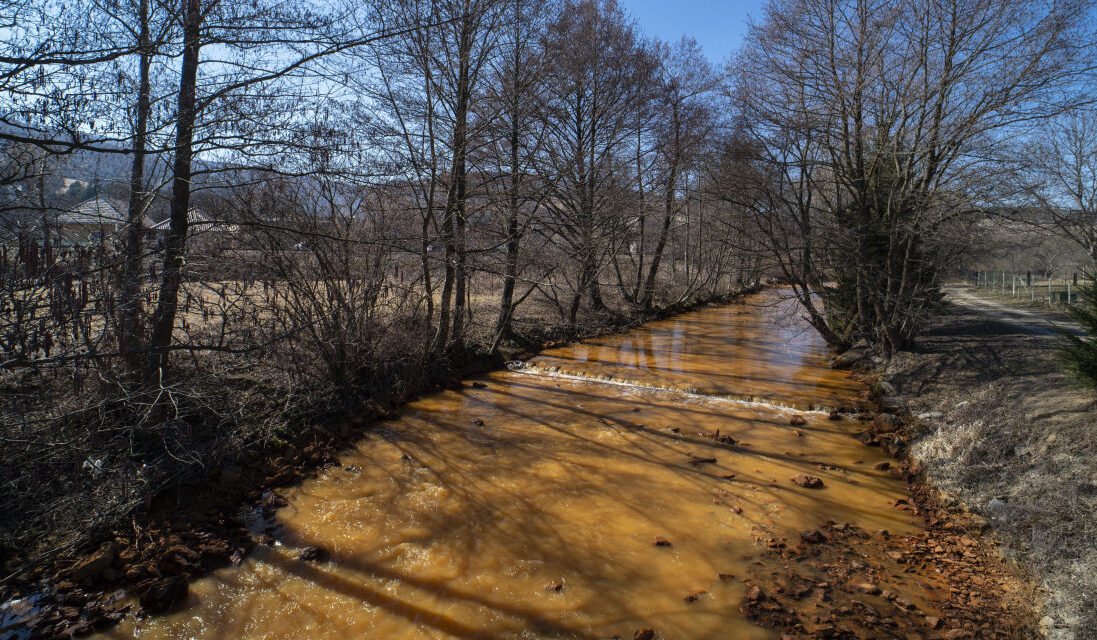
[964, 269, 1090, 306]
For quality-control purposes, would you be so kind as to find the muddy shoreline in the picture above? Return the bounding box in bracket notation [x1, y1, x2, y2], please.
[740, 439, 1037, 639]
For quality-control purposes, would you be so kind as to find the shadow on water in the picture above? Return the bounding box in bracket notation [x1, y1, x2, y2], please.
[101, 292, 911, 640]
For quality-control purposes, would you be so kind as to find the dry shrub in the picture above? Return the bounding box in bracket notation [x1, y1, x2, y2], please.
[910, 381, 1097, 639]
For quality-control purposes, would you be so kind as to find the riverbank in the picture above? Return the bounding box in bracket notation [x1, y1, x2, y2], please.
[873, 286, 1096, 640]
[1, 286, 764, 639]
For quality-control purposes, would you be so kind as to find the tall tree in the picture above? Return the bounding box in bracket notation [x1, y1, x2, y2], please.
[639, 38, 716, 309]
[1030, 110, 1097, 266]
[480, 0, 552, 341]
[537, 0, 653, 325]
[733, 0, 1095, 357]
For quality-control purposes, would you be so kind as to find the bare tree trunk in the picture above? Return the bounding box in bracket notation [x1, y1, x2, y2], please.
[431, 197, 455, 355]
[449, 9, 472, 346]
[641, 147, 679, 309]
[420, 213, 434, 323]
[494, 119, 521, 337]
[119, 0, 151, 374]
[146, 0, 201, 381]
[631, 128, 645, 303]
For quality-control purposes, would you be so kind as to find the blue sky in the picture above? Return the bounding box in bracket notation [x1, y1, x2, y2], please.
[618, 0, 767, 62]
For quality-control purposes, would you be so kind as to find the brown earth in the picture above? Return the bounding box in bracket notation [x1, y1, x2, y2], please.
[737, 410, 1037, 640]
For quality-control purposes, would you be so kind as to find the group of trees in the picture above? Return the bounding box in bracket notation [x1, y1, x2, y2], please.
[4, 0, 1097, 561]
[0, 0, 752, 557]
[0, 0, 743, 387]
[721, 0, 1097, 358]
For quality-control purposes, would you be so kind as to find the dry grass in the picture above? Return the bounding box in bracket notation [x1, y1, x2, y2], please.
[0, 266, 739, 594]
[884, 296, 1097, 639]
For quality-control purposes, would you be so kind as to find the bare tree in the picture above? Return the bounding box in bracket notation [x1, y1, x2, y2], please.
[733, 0, 1094, 357]
[537, 0, 654, 325]
[479, 0, 553, 341]
[638, 38, 717, 309]
[1030, 110, 1097, 267]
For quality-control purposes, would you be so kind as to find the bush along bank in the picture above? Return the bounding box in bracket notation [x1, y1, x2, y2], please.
[0, 285, 764, 640]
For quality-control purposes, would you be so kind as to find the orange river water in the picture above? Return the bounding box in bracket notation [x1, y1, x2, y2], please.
[100, 292, 916, 640]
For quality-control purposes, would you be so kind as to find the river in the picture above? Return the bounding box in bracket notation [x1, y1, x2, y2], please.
[102, 292, 919, 640]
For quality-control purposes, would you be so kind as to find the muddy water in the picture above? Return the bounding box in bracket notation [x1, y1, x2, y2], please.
[531, 299, 865, 411]
[104, 293, 916, 640]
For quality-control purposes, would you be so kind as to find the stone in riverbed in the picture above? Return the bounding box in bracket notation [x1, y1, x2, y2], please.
[851, 582, 881, 595]
[298, 546, 331, 563]
[878, 434, 906, 458]
[790, 415, 807, 426]
[792, 475, 825, 489]
[873, 413, 902, 433]
[65, 543, 118, 581]
[854, 430, 878, 446]
[140, 576, 188, 615]
[800, 529, 826, 544]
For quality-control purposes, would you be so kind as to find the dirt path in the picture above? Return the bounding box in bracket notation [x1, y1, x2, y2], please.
[944, 286, 1085, 337]
[883, 286, 1097, 640]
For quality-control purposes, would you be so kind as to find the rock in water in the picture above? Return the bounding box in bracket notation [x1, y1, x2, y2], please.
[800, 529, 826, 544]
[792, 474, 825, 489]
[873, 413, 902, 433]
[140, 576, 189, 615]
[851, 582, 881, 595]
[878, 434, 906, 458]
[854, 430, 878, 446]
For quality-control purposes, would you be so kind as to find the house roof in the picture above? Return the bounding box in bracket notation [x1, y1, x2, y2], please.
[149, 208, 236, 234]
[57, 197, 128, 225]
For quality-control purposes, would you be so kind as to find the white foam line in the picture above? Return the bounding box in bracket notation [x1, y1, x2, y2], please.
[509, 365, 832, 415]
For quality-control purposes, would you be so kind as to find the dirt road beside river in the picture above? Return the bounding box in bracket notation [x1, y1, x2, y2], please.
[884, 286, 1097, 640]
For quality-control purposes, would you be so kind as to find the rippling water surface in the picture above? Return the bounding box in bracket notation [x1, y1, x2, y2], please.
[103, 292, 914, 640]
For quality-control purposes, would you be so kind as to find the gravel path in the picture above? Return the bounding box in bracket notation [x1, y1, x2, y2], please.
[945, 286, 1085, 337]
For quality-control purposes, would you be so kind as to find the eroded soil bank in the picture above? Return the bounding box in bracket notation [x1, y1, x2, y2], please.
[3, 291, 1037, 639]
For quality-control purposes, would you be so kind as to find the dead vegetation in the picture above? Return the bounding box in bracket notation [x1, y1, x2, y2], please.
[882, 292, 1097, 639]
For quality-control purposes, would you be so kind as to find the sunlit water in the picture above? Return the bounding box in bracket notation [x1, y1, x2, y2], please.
[103, 293, 914, 640]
